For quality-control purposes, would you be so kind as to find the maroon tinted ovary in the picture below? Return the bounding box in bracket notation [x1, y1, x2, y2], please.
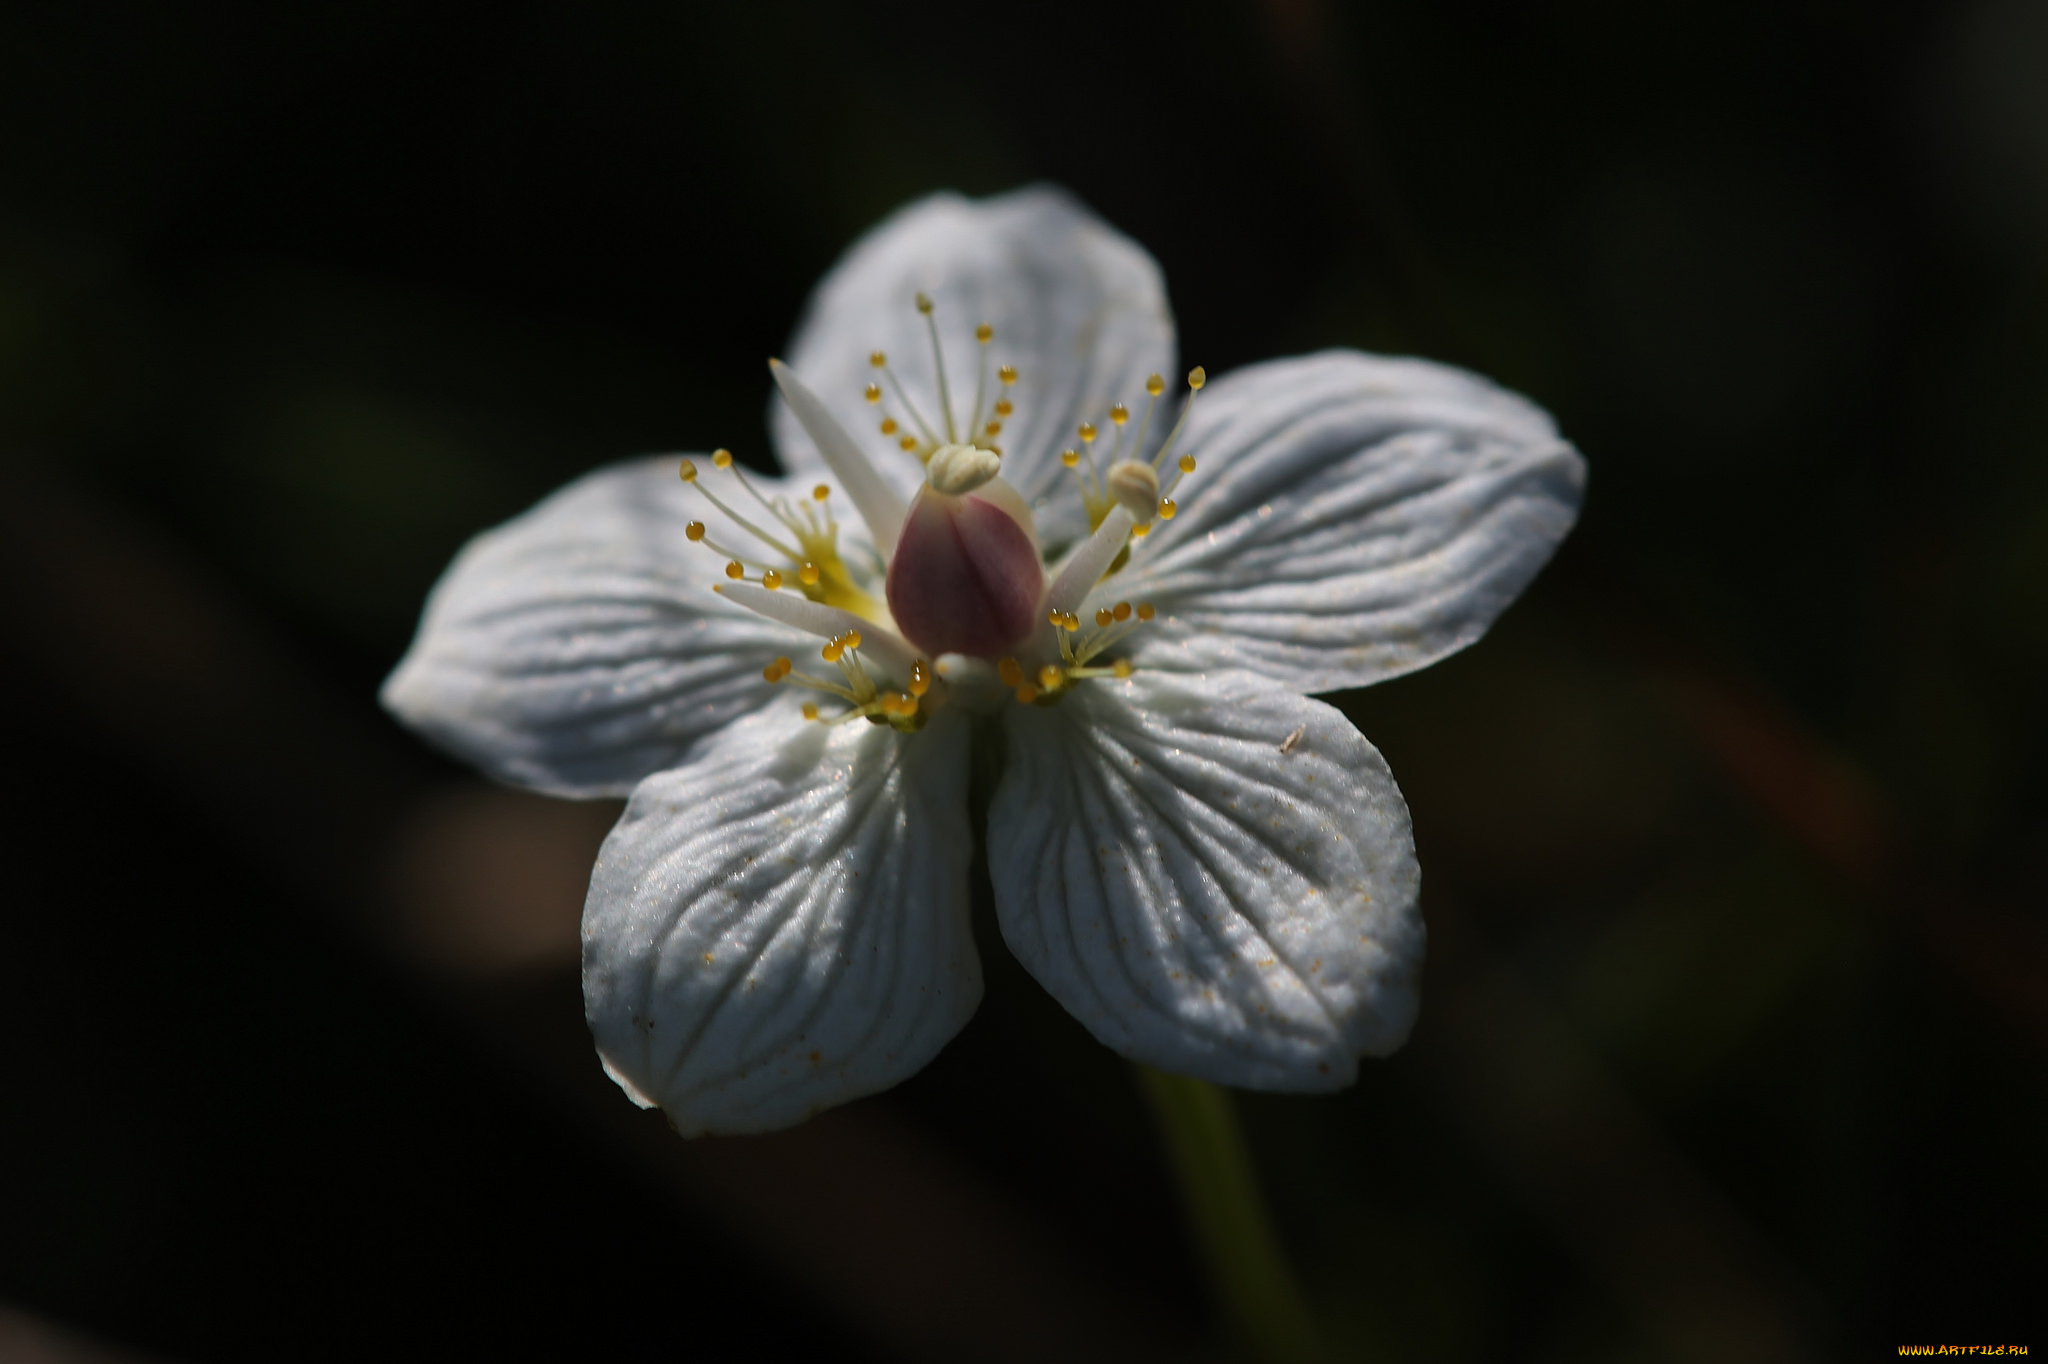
[886, 493, 1043, 659]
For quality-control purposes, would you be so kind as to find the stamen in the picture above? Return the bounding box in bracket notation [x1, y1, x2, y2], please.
[762, 570, 783, 590]
[967, 323, 992, 435]
[997, 658, 1024, 686]
[1150, 367, 1207, 473]
[799, 562, 821, 585]
[686, 521, 706, 541]
[1129, 374, 1166, 470]
[813, 484, 831, 501]
[725, 561, 744, 580]
[677, 451, 804, 560]
[868, 350, 941, 453]
[916, 292, 959, 444]
[802, 703, 820, 721]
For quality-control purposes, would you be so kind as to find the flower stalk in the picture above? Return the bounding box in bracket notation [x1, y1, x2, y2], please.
[1138, 1068, 1329, 1364]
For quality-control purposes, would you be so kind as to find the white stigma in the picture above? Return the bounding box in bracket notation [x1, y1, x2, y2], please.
[1106, 460, 1161, 523]
[926, 443, 1003, 496]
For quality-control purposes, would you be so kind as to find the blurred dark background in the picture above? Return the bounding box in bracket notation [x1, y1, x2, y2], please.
[2, 0, 2043, 1360]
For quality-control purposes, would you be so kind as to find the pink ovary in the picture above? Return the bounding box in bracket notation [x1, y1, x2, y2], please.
[885, 489, 1044, 659]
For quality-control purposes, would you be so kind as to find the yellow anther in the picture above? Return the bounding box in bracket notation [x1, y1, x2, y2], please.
[1179, 454, 1197, 474]
[865, 383, 882, 403]
[1064, 612, 1082, 631]
[1146, 373, 1165, 396]
[1137, 603, 1156, 621]
[841, 629, 862, 650]
[997, 658, 1024, 686]
[1109, 403, 1129, 426]
[685, 520, 706, 542]
[894, 691, 917, 715]
[915, 292, 934, 314]
[679, 459, 699, 482]
[994, 399, 1013, 416]
[975, 323, 993, 343]
[899, 435, 918, 451]
[822, 639, 844, 662]
[812, 483, 830, 501]
[1014, 681, 1041, 704]
[1113, 602, 1132, 621]
[1158, 498, 1178, 520]
[1096, 607, 1115, 627]
[802, 702, 820, 721]
[1078, 422, 1097, 443]
[998, 364, 1017, 385]
[908, 661, 931, 696]
[1113, 659, 1133, 679]
[870, 351, 886, 367]
[1188, 366, 1207, 390]
[799, 562, 821, 585]
[762, 569, 783, 590]
[1131, 522, 1151, 537]
[724, 560, 745, 580]
[984, 421, 1002, 436]
[712, 449, 733, 469]
[880, 418, 899, 435]
[1038, 664, 1063, 690]
[1061, 450, 1080, 467]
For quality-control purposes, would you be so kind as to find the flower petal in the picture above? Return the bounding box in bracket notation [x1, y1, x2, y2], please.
[583, 702, 980, 1135]
[1120, 351, 1585, 692]
[774, 186, 1175, 543]
[381, 458, 863, 798]
[987, 670, 1423, 1089]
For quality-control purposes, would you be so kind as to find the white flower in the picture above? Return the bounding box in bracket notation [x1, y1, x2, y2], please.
[382, 187, 1585, 1136]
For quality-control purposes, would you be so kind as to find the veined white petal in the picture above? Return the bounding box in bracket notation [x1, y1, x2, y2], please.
[583, 702, 980, 1135]
[714, 582, 920, 676]
[1119, 351, 1585, 693]
[774, 187, 1175, 539]
[381, 457, 849, 798]
[769, 359, 906, 555]
[987, 670, 1422, 1089]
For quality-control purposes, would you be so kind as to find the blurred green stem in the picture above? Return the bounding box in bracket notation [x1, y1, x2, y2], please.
[1137, 1068, 1328, 1364]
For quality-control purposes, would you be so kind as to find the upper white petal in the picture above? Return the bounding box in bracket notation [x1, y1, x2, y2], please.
[1117, 351, 1585, 692]
[774, 186, 1175, 547]
[987, 670, 1423, 1089]
[582, 702, 980, 1135]
[381, 457, 866, 798]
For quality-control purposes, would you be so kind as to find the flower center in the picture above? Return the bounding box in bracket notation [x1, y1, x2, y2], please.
[682, 293, 1211, 726]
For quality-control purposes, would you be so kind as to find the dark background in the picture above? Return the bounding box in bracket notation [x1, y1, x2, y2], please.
[2, 1, 2043, 1360]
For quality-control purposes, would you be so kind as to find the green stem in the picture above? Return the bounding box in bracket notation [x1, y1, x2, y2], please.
[1137, 1067, 1328, 1364]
